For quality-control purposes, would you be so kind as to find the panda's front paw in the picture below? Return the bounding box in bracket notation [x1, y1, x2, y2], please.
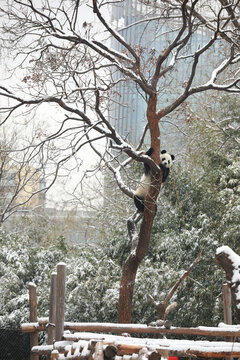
[145, 147, 154, 156]
[159, 164, 169, 182]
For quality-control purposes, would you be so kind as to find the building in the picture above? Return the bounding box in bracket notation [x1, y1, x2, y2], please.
[109, 1, 218, 152]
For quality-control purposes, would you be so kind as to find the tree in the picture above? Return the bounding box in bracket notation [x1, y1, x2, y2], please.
[0, 128, 48, 222]
[1, 0, 240, 323]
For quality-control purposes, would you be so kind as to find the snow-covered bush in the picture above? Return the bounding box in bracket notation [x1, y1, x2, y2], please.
[0, 226, 121, 327]
[0, 229, 65, 327]
[65, 249, 121, 322]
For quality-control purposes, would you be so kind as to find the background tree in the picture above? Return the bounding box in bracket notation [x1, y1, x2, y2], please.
[0, 127, 48, 222]
[0, 0, 240, 323]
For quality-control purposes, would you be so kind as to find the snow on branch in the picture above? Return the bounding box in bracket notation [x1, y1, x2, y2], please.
[203, 50, 239, 87]
[92, 0, 140, 64]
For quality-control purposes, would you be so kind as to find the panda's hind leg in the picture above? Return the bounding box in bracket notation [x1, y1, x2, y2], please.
[134, 195, 145, 212]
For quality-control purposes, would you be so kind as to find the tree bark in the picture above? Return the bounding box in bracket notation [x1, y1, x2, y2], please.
[118, 94, 161, 323]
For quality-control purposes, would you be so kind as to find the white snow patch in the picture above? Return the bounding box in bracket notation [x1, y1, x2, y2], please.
[57, 262, 66, 266]
[62, 332, 240, 354]
[28, 282, 36, 287]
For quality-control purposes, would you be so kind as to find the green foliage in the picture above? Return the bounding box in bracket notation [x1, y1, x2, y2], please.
[0, 228, 66, 327]
[66, 249, 120, 323]
[153, 227, 222, 327]
[56, 235, 68, 252]
[186, 93, 240, 170]
[0, 226, 121, 328]
[219, 95, 240, 151]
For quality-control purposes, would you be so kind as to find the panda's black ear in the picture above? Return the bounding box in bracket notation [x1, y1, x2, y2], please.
[171, 154, 175, 161]
[161, 150, 167, 154]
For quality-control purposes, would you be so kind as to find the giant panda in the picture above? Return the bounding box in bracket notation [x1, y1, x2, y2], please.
[134, 148, 175, 212]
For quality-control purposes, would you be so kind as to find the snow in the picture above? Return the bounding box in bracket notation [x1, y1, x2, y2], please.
[81, 346, 91, 357]
[29, 322, 240, 358]
[64, 322, 150, 329]
[22, 322, 39, 329]
[38, 317, 48, 323]
[64, 344, 71, 354]
[57, 262, 66, 266]
[32, 345, 53, 351]
[205, 58, 229, 87]
[54, 341, 73, 348]
[115, 166, 134, 198]
[61, 332, 240, 355]
[23, 321, 240, 336]
[218, 322, 240, 329]
[216, 246, 240, 308]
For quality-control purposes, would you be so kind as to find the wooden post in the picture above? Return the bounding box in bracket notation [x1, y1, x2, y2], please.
[223, 282, 233, 360]
[51, 350, 59, 359]
[95, 341, 104, 360]
[55, 262, 66, 341]
[29, 282, 38, 360]
[223, 283, 232, 325]
[48, 272, 57, 345]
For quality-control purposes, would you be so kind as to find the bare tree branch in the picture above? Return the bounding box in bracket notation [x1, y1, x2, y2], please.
[148, 248, 203, 320]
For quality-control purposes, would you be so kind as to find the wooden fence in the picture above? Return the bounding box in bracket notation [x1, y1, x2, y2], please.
[22, 262, 240, 360]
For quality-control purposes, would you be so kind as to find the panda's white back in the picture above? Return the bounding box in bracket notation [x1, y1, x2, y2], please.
[135, 173, 151, 198]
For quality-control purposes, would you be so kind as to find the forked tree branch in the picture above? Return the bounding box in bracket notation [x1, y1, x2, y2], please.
[148, 248, 203, 320]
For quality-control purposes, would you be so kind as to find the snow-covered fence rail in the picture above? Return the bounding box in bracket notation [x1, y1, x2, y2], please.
[22, 321, 240, 338]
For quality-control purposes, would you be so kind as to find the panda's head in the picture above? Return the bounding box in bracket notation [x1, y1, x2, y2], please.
[160, 150, 175, 169]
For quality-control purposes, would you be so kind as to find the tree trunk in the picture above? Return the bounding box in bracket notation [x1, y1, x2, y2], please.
[118, 94, 161, 323]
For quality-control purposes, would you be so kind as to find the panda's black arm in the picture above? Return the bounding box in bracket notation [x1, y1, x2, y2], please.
[144, 148, 154, 174]
[145, 147, 154, 157]
[160, 164, 169, 182]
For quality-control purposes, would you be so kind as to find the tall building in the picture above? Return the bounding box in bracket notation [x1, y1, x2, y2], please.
[109, 1, 217, 152]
